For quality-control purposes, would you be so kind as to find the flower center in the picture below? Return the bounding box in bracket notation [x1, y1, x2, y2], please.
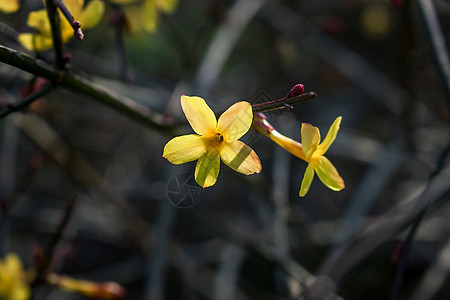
[209, 132, 224, 148]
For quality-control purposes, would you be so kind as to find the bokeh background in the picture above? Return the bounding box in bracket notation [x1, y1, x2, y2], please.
[1, 0, 450, 299]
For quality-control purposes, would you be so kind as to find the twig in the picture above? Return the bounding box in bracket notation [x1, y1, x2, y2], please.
[417, 0, 450, 106]
[33, 196, 77, 285]
[0, 84, 54, 119]
[0, 45, 176, 134]
[252, 92, 316, 113]
[55, 0, 84, 41]
[110, 9, 130, 81]
[45, 0, 66, 69]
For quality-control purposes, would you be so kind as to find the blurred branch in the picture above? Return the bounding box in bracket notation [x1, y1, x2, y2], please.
[417, 0, 450, 107]
[194, 0, 268, 94]
[213, 244, 245, 300]
[319, 139, 450, 283]
[0, 45, 176, 134]
[45, 0, 66, 69]
[0, 21, 19, 41]
[0, 84, 54, 118]
[12, 113, 155, 252]
[261, 3, 405, 113]
[410, 231, 450, 300]
[391, 139, 450, 300]
[33, 197, 77, 285]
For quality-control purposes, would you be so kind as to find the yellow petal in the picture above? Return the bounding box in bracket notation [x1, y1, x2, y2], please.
[109, 0, 138, 4]
[27, 10, 51, 35]
[0, 0, 19, 13]
[9, 284, 30, 300]
[195, 150, 220, 188]
[219, 140, 261, 175]
[65, 0, 84, 17]
[312, 156, 345, 191]
[299, 163, 315, 197]
[163, 134, 206, 164]
[181, 95, 217, 136]
[155, 0, 178, 13]
[316, 116, 342, 156]
[301, 123, 320, 160]
[217, 101, 253, 141]
[80, 0, 104, 29]
[269, 130, 307, 161]
[4, 253, 22, 274]
[141, 0, 159, 32]
[18, 33, 53, 51]
[123, 7, 142, 33]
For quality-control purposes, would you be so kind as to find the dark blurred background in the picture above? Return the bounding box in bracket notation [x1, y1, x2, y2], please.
[1, 0, 450, 299]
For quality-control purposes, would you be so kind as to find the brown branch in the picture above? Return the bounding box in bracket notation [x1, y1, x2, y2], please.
[0, 45, 176, 134]
[45, 0, 66, 69]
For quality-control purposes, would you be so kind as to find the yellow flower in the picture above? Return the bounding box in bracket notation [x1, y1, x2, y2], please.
[253, 114, 344, 197]
[299, 117, 345, 197]
[0, 0, 19, 13]
[0, 254, 31, 300]
[110, 0, 178, 33]
[18, 0, 104, 51]
[163, 95, 262, 188]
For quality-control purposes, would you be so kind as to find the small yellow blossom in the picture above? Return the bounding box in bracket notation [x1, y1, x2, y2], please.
[299, 117, 345, 197]
[18, 0, 104, 51]
[0, 253, 31, 300]
[47, 273, 126, 299]
[110, 0, 178, 33]
[0, 0, 19, 13]
[163, 96, 262, 188]
[253, 114, 344, 197]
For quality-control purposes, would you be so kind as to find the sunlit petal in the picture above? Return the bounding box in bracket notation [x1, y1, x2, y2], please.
[80, 0, 104, 29]
[163, 135, 206, 164]
[141, 0, 159, 32]
[181, 95, 217, 136]
[156, 0, 178, 12]
[313, 156, 345, 191]
[109, 0, 138, 4]
[195, 149, 220, 188]
[9, 283, 30, 300]
[269, 130, 307, 161]
[219, 140, 261, 175]
[301, 123, 320, 160]
[0, 0, 19, 13]
[65, 0, 84, 17]
[316, 116, 342, 156]
[18, 33, 53, 51]
[27, 10, 51, 35]
[217, 101, 253, 141]
[299, 163, 315, 197]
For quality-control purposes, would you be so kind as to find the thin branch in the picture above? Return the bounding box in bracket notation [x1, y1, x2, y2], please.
[252, 92, 317, 113]
[110, 9, 131, 81]
[0, 84, 54, 118]
[45, 0, 66, 69]
[55, 0, 84, 41]
[0, 45, 176, 134]
[416, 0, 450, 107]
[33, 196, 77, 286]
